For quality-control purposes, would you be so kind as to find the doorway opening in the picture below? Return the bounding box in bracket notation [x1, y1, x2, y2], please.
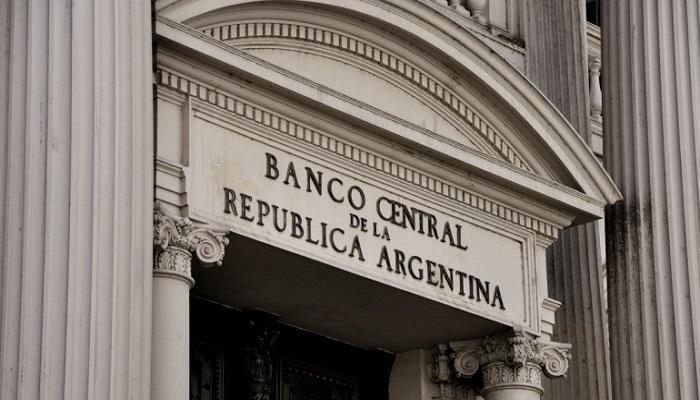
[190, 298, 395, 400]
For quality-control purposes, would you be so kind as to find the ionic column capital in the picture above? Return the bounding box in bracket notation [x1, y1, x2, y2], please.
[153, 204, 230, 287]
[452, 330, 571, 396]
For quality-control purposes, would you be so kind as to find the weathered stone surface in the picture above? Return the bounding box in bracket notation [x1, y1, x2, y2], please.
[0, 1, 153, 399]
[603, 1, 700, 399]
[451, 330, 571, 399]
[526, 3, 612, 399]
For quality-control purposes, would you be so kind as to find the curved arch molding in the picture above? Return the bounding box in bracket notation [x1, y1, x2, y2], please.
[152, 0, 622, 337]
[156, 0, 620, 213]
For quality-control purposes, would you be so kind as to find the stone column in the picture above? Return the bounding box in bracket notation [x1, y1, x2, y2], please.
[0, 1, 153, 399]
[452, 331, 571, 400]
[525, 2, 611, 399]
[152, 207, 229, 400]
[602, 1, 700, 399]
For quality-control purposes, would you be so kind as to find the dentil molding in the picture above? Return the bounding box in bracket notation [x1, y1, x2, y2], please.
[199, 20, 531, 172]
[156, 69, 561, 240]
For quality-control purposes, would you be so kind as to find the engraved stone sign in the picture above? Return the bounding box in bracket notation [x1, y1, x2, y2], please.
[188, 111, 535, 328]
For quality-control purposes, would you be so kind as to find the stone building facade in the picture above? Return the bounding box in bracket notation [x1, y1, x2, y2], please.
[1, 1, 698, 400]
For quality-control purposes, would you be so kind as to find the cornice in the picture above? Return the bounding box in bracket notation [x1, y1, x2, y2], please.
[156, 68, 561, 239]
[156, 16, 612, 223]
[155, 0, 621, 210]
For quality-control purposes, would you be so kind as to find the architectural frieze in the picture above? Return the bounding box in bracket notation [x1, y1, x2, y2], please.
[199, 20, 531, 172]
[153, 203, 230, 285]
[155, 69, 560, 240]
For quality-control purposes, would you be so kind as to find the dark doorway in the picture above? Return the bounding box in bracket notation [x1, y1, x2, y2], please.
[190, 297, 396, 400]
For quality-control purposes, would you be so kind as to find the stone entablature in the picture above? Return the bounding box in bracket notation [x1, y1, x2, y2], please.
[152, 3, 618, 337]
[153, 0, 619, 361]
[155, 68, 560, 241]
[154, 61, 564, 332]
[155, 10, 619, 214]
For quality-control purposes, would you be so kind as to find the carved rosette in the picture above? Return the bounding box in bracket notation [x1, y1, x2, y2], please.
[153, 206, 230, 287]
[453, 330, 571, 396]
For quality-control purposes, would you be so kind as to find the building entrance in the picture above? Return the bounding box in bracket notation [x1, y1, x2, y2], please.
[150, 2, 621, 400]
[190, 298, 395, 400]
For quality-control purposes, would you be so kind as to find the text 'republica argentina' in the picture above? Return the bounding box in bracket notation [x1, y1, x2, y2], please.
[221, 152, 505, 310]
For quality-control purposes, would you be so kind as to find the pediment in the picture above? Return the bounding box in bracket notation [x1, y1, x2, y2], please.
[154, 0, 622, 338]
[155, 0, 620, 224]
[188, 7, 542, 178]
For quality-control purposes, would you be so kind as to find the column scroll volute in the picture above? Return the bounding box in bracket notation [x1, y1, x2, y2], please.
[153, 203, 230, 286]
[450, 330, 572, 398]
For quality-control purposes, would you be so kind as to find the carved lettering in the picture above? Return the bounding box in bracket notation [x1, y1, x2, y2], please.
[348, 236, 365, 261]
[372, 244, 506, 310]
[224, 187, 238, 216]
[377, 246, 392, 272]
[223, 187, 364, 261]
[240, 193, 255, 222]
[265, 153, 279, 180]
[221, 150, 511, 312]
[407, 255, 424, 280]
[327, 177, 344, 203]
[376, 196, 468, 252]
[305, 167, 323, 195]
[256, 200, 270, 226]
[283, 162, 301, 189]
[347, 185, 366, 210]
[426, 260, 439, 286]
